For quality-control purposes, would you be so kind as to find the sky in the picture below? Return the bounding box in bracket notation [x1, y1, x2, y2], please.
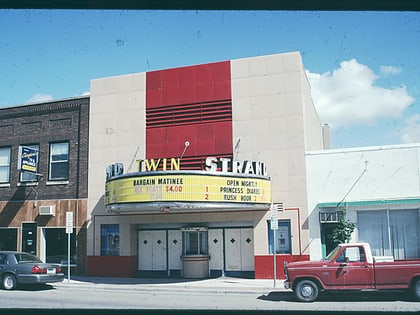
[0, 9, 419, 149]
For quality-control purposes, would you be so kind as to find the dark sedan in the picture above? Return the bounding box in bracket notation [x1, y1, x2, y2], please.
[0, 251, 65, 290]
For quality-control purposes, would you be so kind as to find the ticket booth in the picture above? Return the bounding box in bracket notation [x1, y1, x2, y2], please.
[181, 227, 209, 278]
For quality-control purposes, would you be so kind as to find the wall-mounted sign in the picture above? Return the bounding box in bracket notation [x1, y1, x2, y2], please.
[122, 156, 268, 176]
[105, 172, 271, 206]
[106, 163, 124, 180]
[205, 157, 268, 176]
[17, 145, 39, 173]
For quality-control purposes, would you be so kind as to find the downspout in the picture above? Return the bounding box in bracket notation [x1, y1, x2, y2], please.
[285, 207, 302, 255]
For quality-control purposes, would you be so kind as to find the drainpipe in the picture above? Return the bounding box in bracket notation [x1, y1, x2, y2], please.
[285, 207, 302, 255]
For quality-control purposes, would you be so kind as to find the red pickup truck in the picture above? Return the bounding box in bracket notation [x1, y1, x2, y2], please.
[284, 242, 420, 302]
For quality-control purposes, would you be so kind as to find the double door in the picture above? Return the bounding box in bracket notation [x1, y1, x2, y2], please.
[138, 228, 254, 275]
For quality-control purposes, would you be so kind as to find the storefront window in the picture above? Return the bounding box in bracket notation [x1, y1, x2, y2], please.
[45, 228, 77, 265]
[268, 220, 291, 254]
[101, 224, 120, 256]
[182, 228, 208, 255]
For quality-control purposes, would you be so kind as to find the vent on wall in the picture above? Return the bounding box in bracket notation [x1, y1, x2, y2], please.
[39, 205, 55, 216]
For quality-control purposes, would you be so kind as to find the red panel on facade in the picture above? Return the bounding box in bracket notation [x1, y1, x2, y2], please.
[146, 61, 231, 108]
[146, 61, 232, 161]
[147, 122, 232, 160]
[214, 121, 234, 153]
[86, 256, 137, 277]
[178, 85, 196, 104]
[147, 70, 162, 89]
[178, 66, 195, 86]
[254, 255, 310, 279]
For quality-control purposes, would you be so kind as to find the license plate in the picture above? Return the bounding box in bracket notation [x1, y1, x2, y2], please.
[47, 268, 56, 274]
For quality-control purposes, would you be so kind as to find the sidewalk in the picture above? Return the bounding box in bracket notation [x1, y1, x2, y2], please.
[56, 275, 286, 294]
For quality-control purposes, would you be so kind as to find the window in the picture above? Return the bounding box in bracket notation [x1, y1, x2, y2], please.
[20, 144, 39, 182]
[0, 147, 11, 183]
[182, 228, 208, 255]
[0, 254, 7, 265]
[358, 209, 420, 259]
[101, 225, 120, 256]
[45, 228, 77, 265]
[0, 228, 17, 251]
[49, 142, 69, 181]
[336, 246, 365, 263]
[268, 220, 291, 254]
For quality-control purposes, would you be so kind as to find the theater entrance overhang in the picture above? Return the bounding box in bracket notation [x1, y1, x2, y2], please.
[105, 170, 271, 214]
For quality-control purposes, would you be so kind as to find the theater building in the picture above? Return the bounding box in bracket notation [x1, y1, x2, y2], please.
[86, 52, 325, 278]
[0, 97, 89, 274]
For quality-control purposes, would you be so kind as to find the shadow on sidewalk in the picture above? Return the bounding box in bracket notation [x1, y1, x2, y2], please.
[70, 276, 216, 285]
[258, 290, 415, 302]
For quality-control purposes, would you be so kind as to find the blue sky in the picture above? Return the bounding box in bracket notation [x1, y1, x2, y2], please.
[1, 10, 419, 149]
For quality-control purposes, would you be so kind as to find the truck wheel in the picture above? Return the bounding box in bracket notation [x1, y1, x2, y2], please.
[295, 279, 319, 302]
[3, 274, 17, 290]
[412, 278, 420, 301]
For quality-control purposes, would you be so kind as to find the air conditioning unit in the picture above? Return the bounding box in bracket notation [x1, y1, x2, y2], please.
[39, 205, 55, 216]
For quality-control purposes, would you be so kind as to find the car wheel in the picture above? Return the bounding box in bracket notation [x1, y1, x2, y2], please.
[3, 274, 17, 290]
[295, 279, 319, 302]
[412, 278, 420, 301]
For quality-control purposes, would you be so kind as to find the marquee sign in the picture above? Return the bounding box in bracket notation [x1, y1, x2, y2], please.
[105, 172, 271, 207]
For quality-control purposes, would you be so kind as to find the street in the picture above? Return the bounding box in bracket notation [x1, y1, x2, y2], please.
[0, 277, 419, 314]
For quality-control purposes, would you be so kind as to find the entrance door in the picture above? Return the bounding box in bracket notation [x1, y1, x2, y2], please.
[138, 230, 167, 272]
[168, 230, 182, 274]
[22, 223, 37, 255]
[321, 223, 339, 258]
[225, 228, 254, 273]
[208, 229, 223, 275]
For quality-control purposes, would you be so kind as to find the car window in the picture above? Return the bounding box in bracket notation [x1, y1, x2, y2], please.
[0, 254, 7, 264]
[14, 253, 42, 263]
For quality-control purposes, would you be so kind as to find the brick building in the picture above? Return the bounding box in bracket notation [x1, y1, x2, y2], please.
[0, 97, 89, 274]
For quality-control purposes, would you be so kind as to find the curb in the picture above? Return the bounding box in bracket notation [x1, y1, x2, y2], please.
[53, 277, 286, 295]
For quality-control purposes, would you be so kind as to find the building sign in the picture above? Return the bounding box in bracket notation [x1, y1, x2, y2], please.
[205, 157, 267, 176]
[18, 145, 39, 173]
[105, 172, 271, 206]
[134, 156, 268, 176]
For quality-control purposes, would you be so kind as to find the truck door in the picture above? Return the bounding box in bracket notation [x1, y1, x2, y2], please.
[336, 245, 374, 289]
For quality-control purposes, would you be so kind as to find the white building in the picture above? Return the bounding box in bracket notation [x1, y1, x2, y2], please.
[306, 144, 420, 260]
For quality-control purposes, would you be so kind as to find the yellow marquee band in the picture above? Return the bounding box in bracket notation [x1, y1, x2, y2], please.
[105, 171, 271, 205]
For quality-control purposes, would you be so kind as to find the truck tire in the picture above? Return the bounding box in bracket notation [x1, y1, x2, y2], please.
[295, 279, 319, 302]
[412, 278, 420, 301]
[3, 274, 17, 290]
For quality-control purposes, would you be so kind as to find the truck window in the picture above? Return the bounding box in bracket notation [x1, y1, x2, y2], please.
[337, 246, 365, 263]
[326, 246, 341, 261]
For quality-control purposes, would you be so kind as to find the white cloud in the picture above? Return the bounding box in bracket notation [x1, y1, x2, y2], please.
[401, 114, 420, 143]
[81, 91, 90, 96]
[380, 65, 402, 75]
[25, 93, 54, 104]
[307, 59, 415, 128]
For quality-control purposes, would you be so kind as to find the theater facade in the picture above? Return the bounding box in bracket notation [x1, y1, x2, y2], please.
[86, 52, 325, 278]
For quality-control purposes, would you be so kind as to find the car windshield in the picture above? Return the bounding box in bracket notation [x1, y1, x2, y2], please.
[325, 246, 341, 261]
[14, 253, 42, 263]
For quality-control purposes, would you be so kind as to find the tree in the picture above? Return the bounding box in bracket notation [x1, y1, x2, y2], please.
[331, 209, 356, 245]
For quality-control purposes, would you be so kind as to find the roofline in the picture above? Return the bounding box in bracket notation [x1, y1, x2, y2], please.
[306, 143, 420, 156]
[0, 95, 90, 111]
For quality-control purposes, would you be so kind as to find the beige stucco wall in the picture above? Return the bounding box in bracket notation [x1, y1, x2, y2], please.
[231, 52, 323, 256]
[87, 72, 146, 255]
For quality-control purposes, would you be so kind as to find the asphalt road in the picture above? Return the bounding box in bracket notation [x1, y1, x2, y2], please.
[0, 277, 418, 314]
